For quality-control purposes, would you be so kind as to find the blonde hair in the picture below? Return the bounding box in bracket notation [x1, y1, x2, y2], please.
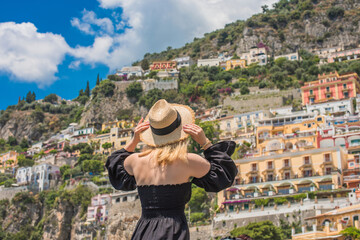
[139, 139, 188, 166]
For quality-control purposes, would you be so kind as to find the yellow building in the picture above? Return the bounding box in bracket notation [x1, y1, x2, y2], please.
[101, 120, 135, 131]
[292, 203, 360, 240]
[256, 114, 325, 157]
[219, 147, 348, 207]
[225, 59, 246, 70]
[89, 127, 145, 154]
[0, 151, 19, 173]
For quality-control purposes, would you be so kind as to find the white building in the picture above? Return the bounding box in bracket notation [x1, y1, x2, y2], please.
[116, 66, 143, 78]
[306, 99, 354, 115]
[274, 52, 300, 61]
[197, 58, 221, 67]
[73, 127, 94, 137]
[240, 47, 268, 66]
[27, 142, 43, 156]
[156, 69, 179, 79]
[173, 56, 194, 68]
[15, 163, 60, 192]
[142, 79, 178, 92]
[15, 167, 32, 185]
[87, 194, 112, 223]
[111, 190, 138, 203]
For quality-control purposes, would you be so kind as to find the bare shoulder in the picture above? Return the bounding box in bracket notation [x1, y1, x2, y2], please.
[123, 153, 140, 175]
[187, 153, 210, 178]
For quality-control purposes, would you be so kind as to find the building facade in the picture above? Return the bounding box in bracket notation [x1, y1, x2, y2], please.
[219, 147, 347, 210]
[301, 72, 360, 105]
[274, 52, 300, 61]
[115, 66, 144, 79]
[142, 79, 178, 92]
[240, 47, 268, 66]
[0, 151, 19, 173]
[197, 58, 221, 67]
[293, 203, 360, 240]
[225, 59, 247, 70]
[255, 114, 325, 156]
[150, 61, 177, 71]
[87, 194, 112, 223]
[172, 56, 194, 68]
[327, 47, 360, 63]
[306, 98, 355, 116]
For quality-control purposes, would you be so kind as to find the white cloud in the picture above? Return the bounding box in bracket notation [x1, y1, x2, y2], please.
[71, 10, 114, 36]
[75, 0, 278, 70]
[69, 60, 81, 70]
[0, 22, 70, 87]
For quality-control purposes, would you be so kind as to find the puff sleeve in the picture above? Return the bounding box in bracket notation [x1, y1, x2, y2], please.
[191, 141, 238, 192]
[105, 148, 137, 191]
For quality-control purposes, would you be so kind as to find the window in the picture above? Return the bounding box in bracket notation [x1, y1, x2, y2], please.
[251, 163, 257, 171]
[310, 97, 315, 103]
[267, 174, 273, 181]
[326, 86, 330, 92]
[284, 172, 290, 180]
[344, 92, 349, 98]
[324, 154, 331, 162]
[326, 94, 331, 98]
[303, 170, 313, 177]
[355, 155, 360, 164]
[121, 141, 126, 145]
[251, 176, 258, 183]
[304, 156, 311, 164]
[284, 159, 290, 167]
[268, 161, 273, 169]
[325, 167, 332, 175]
[343, 83, 347, 89]
[310, 90, 313, 95]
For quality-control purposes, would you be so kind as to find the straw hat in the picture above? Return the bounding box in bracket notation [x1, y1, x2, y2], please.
[140, 99, 195, 147]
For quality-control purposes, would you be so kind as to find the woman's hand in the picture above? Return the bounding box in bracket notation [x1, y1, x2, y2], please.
[183, 123, 208, 146]
[125, 117, 149, 152]
[133, 117, 150, 143]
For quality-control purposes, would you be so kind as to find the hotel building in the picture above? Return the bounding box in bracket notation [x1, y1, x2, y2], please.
[301, 72, 360, 105]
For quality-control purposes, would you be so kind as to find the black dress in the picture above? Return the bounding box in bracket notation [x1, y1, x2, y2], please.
[105, 141, 238, 240]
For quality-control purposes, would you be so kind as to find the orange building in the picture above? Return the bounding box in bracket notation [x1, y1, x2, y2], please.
[301, 72, 360, 105]
[150, 61, 177, 71]
[0, 151, 19, 173]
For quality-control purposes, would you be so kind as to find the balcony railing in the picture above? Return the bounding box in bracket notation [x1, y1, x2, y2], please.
[235, 173, 327, 185]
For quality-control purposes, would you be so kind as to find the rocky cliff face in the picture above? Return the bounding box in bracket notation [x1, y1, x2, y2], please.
[80, 82, 147, 127]
[0, 111, 43, 142]
[106, 200, 142, 240]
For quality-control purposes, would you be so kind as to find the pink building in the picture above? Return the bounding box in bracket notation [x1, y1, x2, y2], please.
[327, 48, 360, 63]
[301, 72, 360, 105]
[87, 194, 111, 223]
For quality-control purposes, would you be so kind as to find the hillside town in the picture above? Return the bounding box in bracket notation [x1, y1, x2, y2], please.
[1, 41, 360, 239]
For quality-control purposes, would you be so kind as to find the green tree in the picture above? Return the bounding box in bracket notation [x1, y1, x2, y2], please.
[7, 136, 18, 146]
[17, 154, 34, 167]
[141, 59, 150, 71]
[240, 86, 250, 95]
[82, 160, 104, 173]
[327, 7, 344, 20]
[188, 186, 209, 212]
[25, 91, 35, 103]
[60, 165, 71, 177]
[84, 81, 90, 97]
[43, 93, 58, 104]
[126, 82, 143, 102]
[231, 220, 284, 240]
[96, 74, 100, 86]
[19, 138, 29, 149]
[102, 142, 112, 153]
[31, 106, 45, 123]
[341, 227, 360, 239]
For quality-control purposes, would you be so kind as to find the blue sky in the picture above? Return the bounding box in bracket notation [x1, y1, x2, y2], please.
[0, 0, 277, 110]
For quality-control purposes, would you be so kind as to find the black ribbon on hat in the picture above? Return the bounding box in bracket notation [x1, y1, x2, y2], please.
[150, 111, 182, 136]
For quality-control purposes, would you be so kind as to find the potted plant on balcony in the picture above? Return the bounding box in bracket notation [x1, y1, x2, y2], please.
[268, 186, 275, 196]
[310, 183, 317, 192]
[254, 188, 259, 198]
[289, 185, 295, 194]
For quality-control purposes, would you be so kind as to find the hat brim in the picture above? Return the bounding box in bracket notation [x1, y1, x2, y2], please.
[140, 104, 195, 147]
